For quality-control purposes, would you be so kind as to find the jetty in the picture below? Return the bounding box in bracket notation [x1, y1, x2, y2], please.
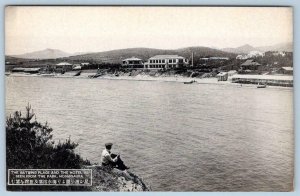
[231, 74, 293, 87]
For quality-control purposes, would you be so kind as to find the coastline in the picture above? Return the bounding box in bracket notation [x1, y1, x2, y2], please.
[6, 72, 293, 90]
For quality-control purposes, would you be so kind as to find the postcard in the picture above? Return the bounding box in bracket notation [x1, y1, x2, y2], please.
[5, 6, 293, 191]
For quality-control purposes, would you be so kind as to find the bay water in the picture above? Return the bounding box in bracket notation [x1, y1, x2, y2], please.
[6, 76, 294, 191]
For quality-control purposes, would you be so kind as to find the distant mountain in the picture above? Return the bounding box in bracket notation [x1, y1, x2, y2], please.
[222, 44, 257, 54]
[61, 47, 236, 63]
[221, 42, 293, 54]
[256, 42, 293, 52]
[10, 48, 72, 59]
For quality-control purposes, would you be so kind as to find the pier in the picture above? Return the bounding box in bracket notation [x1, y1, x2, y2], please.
[231, 74, 293, 87]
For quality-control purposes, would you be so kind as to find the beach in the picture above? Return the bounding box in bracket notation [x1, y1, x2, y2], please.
[6, 71, 293, 90]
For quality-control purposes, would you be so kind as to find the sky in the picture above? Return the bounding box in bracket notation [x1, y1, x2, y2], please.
[5, 6, 293, 55]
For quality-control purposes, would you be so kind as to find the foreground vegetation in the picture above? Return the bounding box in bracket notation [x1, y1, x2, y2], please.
[6, 105, 91, 191]
[6, 105, 149, 191]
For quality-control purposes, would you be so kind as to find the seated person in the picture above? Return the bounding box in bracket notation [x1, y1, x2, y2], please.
[101, 142, 129, 171]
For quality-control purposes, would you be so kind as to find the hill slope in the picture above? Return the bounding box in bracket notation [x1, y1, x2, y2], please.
[61, 47, 236, 63]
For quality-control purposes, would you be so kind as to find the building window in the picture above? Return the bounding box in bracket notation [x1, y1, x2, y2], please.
[169, 59, 172, 63]
[162, 60, 165, 63]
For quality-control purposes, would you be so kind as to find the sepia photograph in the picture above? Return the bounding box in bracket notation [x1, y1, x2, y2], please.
[5, 6, 294, 191]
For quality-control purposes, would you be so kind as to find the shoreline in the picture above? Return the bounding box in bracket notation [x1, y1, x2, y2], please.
[6, 72, 293, 89]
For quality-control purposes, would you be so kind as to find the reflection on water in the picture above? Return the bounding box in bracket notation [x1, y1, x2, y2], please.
[6, 76, 294, 191]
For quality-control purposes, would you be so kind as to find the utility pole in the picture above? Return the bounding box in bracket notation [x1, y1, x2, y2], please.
[191, 52, 194, 67]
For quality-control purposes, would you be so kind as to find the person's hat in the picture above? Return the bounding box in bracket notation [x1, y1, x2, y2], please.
[105, 142, 113, 147]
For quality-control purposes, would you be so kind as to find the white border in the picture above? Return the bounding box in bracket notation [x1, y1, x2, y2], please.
[1, 2, 298, 195]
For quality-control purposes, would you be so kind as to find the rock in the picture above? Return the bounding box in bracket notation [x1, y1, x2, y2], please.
[83, 165, 150, 191]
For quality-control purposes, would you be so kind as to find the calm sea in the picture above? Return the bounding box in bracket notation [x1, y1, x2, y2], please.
[5, 76, 294, 191]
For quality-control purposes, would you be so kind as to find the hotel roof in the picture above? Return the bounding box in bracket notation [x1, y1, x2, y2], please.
[56, 62, 72, 66]
[149, 55, 185, 59]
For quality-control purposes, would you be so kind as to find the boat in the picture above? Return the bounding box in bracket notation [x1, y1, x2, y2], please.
[184, 80, 196, 84]
[89, 73, 103, 78]
[74, 70, 81, 76]
[257, 83, 267, 88]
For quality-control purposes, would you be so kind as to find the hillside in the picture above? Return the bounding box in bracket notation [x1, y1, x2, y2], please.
[60, 47, 236, 64]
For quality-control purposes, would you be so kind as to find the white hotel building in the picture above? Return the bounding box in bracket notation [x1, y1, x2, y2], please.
[144, 55, 189, 69]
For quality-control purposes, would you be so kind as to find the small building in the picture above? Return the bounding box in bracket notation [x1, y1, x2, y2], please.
[122, 57, 144, 69]
[209, 57, 229, 60]
[23, 68, 41, 74]
[217, 72, 228, 81]
[227, 70, 237, 77]
[11, 67, 41, 74]
[240, 60, 261, 70]
[144, 55, 189, 69]
[55, 62, 73, 72]
[277, 67, 293, 75]
[73, 64, 82, 70]
[11, 67, 25, 72]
